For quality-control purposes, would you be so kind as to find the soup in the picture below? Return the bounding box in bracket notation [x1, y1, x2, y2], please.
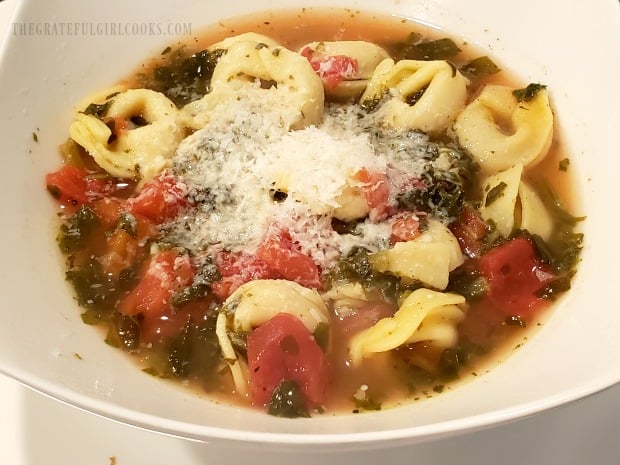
[44, 8, 583, 418]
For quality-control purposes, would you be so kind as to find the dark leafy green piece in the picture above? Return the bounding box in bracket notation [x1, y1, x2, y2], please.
[66, 260, 117, 310]
[460, 56, 501, 79]
[513, 83, 546, 102]
[168, 318, 193, 377]
[328, 247, 412, 301]
[437, 340, 488, 381]
[82, 100, 113, 118]
[399, 36, 461, 61]
[268, 380, 310, 418]
[57, 205, 100, 253]
[144, 47, 225, 107]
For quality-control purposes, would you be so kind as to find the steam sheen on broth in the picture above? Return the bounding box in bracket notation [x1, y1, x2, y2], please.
[45, 8, 583, 417]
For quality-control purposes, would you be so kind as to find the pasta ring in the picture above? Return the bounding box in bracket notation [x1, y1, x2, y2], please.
[180, 40, 324, 131]
[298, 40, 389, 100]
[69, 89, 183, 181]
[454, 84, 554, 174]
[360, 58, 468, 133]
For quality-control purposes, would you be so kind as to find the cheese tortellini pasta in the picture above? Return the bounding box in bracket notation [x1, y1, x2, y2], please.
[454, 84, 554, 174]
[180, 38, 324, 131]
[480, 163, 554, 240]
[298, 40, 390, 100]
[360, 58, 468, 133]
[69, 89, 183, 181]
[223, 279, 329, 333]
[208, 32, 282, 51]
[369, 220, 464, 290]
[349, 288, 466, 365]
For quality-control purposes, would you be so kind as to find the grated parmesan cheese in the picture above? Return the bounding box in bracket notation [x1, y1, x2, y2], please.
[162, 87, 463, 272]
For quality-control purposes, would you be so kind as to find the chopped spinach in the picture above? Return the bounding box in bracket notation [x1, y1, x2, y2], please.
[66, 259, 118, 310]
[168, 317, 193, 377]
[513, 83, 546, 103]
[460, 56, 501, 79]
[395, 33, 461, 61]
[57, 205, 100, 254]
[437, 340, 487, 380]
[143, 47, 225, 107]
[82, 100, 113, 118]
[328, 247, 411, 301]
[268, 380, 310, 418]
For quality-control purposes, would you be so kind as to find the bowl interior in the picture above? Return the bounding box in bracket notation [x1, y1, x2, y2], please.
[0, 0, 619, 449]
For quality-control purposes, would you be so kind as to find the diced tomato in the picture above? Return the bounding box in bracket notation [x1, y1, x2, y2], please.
[211, 251, 277, 300]
[256, 229, 322, 289]
[449, 206, 488, 258]
[107, 116, 130, 138]
[355, 168, 390, 221]
[247, 313, 328, 408]
[118, 249, 194, 317]
[478, 237, 555, 317]
[99, 229, 141, 278]
[390, 212, 421, 243]
[128, 171, 189, 224]
[300, 47, 359, 88]
[45, 165, 116, 208]
[92, 198, 124, 228]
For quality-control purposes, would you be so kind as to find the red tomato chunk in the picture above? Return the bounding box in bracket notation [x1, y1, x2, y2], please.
[128, 171, 189, 224]
[118, 249, 193, 317]
[478, 237, 555, 317]
[247, 313, 328, 408]
[45, 165, 117, 208]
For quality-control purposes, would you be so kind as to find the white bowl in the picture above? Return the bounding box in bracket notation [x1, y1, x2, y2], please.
[0, 0, 619, 451]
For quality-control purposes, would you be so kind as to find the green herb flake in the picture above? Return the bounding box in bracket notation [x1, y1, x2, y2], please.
[32, 132, 39, 142]
[559, 158, 570, 172]
[484, 181, 507, 207]
[513, 83, 546, 103]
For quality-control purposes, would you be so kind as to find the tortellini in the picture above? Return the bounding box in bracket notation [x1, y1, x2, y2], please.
[208, 32, 281, 51]
[69, 89, 183, 181]
[215, 311, 248, 396]
[480, 163, 553, 240]
[349, 288, 466, 365]
[518, 179, 553, 241]
[480, 163, 524, 238]
[360, 59, 468, 133]
[223, 279, 329, 333]
[180, 39, 324, 131]
[298, 40, 389, 100]
[454, 84, 554, 174]
[369, 220, 464, 290]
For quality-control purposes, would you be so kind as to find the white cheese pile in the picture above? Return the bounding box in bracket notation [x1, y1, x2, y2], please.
[163, 87, 436, 271]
